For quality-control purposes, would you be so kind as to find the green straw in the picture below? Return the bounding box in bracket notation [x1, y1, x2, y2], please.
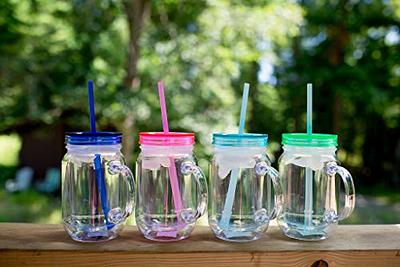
[307, 83, 313, 135]
[304, 83, 313, 229]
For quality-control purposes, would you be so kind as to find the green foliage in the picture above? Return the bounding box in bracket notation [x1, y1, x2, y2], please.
[0, 0, 122, 131]
[0, 0, 24, 54]
[275, 0, 400, 186]
[136, 0, 303, 164]
[0, 0, 399, 188]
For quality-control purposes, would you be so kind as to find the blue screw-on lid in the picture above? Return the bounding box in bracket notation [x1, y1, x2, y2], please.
[65, 132, 122, 145]
[212, 133, 268, 147]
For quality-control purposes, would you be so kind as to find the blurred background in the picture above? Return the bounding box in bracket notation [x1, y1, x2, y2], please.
[0, 0, 399, 225]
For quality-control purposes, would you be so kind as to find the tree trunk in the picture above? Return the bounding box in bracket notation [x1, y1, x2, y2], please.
[18, 124, 65, 182]
[121, 112, 136, 166]
[121, 0, 151, 165]
[327, 0, 349, 134]
[123, 0, 151, 89]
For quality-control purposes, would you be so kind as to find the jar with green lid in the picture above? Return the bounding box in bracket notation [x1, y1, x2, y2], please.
[277, 133, 355, 241]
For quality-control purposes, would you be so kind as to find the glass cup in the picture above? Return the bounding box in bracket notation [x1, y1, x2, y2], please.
[277, 133, 355, 241]
[208, 133, 283, 242]
[62, 132, 135, 242]
[135, 132, 208, 242]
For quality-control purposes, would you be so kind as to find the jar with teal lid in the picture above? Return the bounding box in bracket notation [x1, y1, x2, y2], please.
[277, 133, 355, 241]
[208, 133, 283, 242]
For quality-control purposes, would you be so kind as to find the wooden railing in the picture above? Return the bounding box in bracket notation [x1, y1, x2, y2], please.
[0, 223, 399, 266]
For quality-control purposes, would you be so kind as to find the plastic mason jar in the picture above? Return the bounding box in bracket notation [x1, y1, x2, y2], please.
[208, 133, 283, 242]
[135, 132, 208, 242]
[62, 132, 135, 242]
[277, 133, 356, 241]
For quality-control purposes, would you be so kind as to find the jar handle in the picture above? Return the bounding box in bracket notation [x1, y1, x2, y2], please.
[254, 161, 284, 221]
[180, 161, 208, 220]
[265, 165, 284, 220]
[107, 161, 136, 224]
[325, 162, 356, 221]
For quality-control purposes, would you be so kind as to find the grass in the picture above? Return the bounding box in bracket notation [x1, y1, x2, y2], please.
[0, 134, 21, 166]
[0, 135, 61, 224]
[0, 163, 60, 224]
[340, 184, 400, 224]
[0, 189, 61, 223]
[357, 184, 400, 204]
[343, 197, 400, 224]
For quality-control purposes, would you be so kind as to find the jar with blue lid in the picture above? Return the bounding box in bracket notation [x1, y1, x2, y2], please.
[62, 132, 135, 242]
[208, 133, 283, 242]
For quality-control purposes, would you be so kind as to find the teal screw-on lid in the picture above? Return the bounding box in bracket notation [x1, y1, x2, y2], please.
[282, 133, 338, 147]
[212, 133, 268, 147]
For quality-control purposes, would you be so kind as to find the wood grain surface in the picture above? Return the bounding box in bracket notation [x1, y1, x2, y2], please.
[0, 223, 399, 267]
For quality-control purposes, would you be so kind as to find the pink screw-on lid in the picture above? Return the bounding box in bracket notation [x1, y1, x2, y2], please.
[139, 132, 195, 146]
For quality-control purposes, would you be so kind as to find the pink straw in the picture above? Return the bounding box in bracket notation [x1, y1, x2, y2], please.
[158, 81, 170, 133]
[157, 81, 183, 236]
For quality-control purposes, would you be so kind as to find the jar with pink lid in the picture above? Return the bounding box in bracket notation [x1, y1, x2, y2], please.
[135, 132, 208, 242]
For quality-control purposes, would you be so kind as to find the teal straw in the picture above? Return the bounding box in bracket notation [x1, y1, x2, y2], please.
[304, 83, 313, 230]
[238, 83, 250, 134]
[219, 83, 250, 231]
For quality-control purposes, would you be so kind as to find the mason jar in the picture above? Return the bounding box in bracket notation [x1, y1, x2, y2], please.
[62, 132, 135, 242]
[208, 133, 283, 242]
[277, 133, 355, 241]
[135, 132, 208, 242]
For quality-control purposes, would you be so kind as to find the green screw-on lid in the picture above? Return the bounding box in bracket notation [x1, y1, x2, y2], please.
[282, 133, 338, 147]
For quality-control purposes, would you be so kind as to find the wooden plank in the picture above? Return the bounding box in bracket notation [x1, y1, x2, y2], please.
[0, 223, 399, 267]
[0, 223, 399, 252]
[1, 250, 399, 267]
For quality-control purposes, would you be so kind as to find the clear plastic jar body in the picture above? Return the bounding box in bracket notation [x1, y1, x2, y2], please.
[62, 144, 135, 242]
[135, 145, 207, 242]
[209, 146, 283, 242]
[277, 145, 355, 241]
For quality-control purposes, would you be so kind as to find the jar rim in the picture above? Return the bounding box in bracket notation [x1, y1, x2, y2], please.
[212, 133, 268, 147]
[139, 132, 195, 146]
[282, 133, 338, 147]
[65, 131, 122, 145]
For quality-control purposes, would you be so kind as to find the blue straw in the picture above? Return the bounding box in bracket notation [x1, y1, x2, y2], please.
[88, 80, 96, 133]
[94, 154, 111, 228]
[219, 83, 250, 232]
[87, 80, 112, 229]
